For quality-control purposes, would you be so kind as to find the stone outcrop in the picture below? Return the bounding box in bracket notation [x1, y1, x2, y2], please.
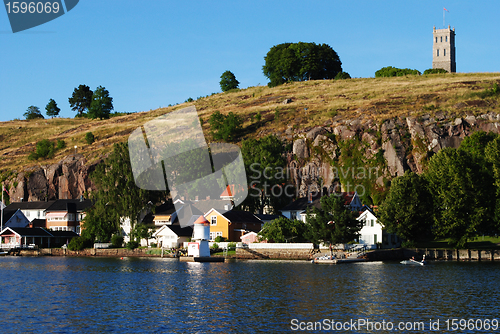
[7, 154, 100, 202]
[285, 113, 500, 196]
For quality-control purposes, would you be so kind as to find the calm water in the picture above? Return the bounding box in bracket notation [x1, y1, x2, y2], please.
[0, 257, 499, 333]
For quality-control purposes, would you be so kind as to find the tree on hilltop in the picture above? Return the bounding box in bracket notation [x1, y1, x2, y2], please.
[69, 84, 93, 117]
[88, 86, 113, 119]
[45, 98, 60, 117]
[263, 42, 342, 87]
[220, 70, 239, 92]
[24, 105, 44, 120]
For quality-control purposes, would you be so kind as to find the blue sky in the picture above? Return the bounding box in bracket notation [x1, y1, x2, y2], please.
[1, 1, 499, 122]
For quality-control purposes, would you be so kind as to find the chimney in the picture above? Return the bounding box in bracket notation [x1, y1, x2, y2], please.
[308, 192, 313, 203]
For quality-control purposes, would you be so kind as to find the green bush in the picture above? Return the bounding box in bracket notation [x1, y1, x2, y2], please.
[85, 132, 95, 145]
[111, 234, 124, 248]
[56, 139, 66, 150]
[211, 243, 219, 250]
[335, 71, 351, 79]
[214, 236, 226, 242]
[255, 111, 262, 122]
[36, 139, 55, 159]
[208, 110, 243, 142]
[126, 240, 139, 250]
[375, 66, 421, 78]
[68, 236, 92, 251]
[227, 242, 236, 249]
[423, 68, 448, 75]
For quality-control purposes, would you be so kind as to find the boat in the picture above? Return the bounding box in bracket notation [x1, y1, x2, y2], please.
[311, 253, 367, 264]
[0, 251, 8, 256]
[400, 255, 427, 266]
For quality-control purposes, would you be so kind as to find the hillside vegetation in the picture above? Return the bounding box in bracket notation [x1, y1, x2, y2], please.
[1, 72, 500, 176]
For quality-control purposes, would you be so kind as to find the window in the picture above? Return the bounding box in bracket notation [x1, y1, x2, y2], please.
[444, 49, 446, 56]
[445, 36, 448, 42]
[211, 216, 217, 226]
[440, 36, 442, 42]
[437, 49, 439, 57]
[371, 220, 374, 227]
[209, 231, 223, 241]
[435, 37, 437, 43]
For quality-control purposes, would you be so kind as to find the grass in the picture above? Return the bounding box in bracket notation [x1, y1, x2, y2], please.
[415, 236, 500, 249]
[212, 250, 236, 256]
[1, 73, 500, 177]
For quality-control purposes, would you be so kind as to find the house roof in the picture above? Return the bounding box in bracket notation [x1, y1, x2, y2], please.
[0, 227, 53, 237]
[154, 201, 176, 216]
[220, 184, 245, 198]
[1, 209, 18, 222]
[30, 218, 46, 228]
[45, 199, 93, 212]
[5, 201, 55, 211]
[222, 210, 263, 225]
[280, 192, 360, 212]
[166, 225, 193, 237]
[280, 195, 322, 212]
[49, 230, 79, 237]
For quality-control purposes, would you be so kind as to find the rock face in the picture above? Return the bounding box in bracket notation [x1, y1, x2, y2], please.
[284, 113, 500, 197]
[7, 154, 100, 202]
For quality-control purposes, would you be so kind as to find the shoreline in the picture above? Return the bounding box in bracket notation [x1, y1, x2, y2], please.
[5, 247, 500, 262]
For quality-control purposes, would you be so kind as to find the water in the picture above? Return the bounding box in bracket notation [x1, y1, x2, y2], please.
[0, 257, 499, 333]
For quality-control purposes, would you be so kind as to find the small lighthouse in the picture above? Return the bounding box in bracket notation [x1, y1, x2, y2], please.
[187, 216, 211, 257]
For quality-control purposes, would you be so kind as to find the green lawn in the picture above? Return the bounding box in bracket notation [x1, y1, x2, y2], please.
[212, 250, 236, 256]
[415, 236, 500, 249]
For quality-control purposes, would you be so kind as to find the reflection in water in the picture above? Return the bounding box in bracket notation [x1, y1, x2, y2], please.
[0, 257, 499, 333]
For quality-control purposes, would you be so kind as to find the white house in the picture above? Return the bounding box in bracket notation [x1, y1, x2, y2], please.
[357, 208, 382, 246]
[356, 207, 400, 249]
[153, 224, 193, 249]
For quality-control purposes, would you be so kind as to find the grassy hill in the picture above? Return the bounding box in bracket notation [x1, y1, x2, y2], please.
[1, 72, 500, 176]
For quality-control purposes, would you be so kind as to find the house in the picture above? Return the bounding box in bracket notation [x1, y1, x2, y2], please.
[153, 201, 176, 226]
[356, 206, 400, 249]
[45, 199, 93, 234]
[204, 209, 263, 242]
[240, 231, 261, 244]
[1, 209, 30, 228]
[280, 192, 363, 223]
[0, 227, 78, 249]
[4, 201, 55, 222]
[153, 224, 193, 248]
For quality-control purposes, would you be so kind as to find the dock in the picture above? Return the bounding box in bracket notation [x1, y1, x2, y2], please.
[179, 256, 225, 263]
[312, 258, 367, 264]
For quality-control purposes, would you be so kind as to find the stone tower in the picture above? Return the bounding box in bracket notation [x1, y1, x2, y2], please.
[433, 25, 456, 72]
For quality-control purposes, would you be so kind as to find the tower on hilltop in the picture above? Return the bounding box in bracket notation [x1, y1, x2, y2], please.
[433, 25, 456, 73]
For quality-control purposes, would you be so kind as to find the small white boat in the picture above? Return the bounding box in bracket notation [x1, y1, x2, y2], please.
[0, 251, 8, 256]
[401, 255, 426, 266]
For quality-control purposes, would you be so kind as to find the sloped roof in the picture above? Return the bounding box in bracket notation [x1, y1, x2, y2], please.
[222, 210, 263, 225]
[46, 199, 93, 212]
[155, 201, 176, 216]
[280, 196, 322, 212]
[1, 209, 18, 222]
[255, 213, 284, 221]
[0, 227, 52, 237]
[5, 201, 55, 211]
[49, 230, 79, 237]
[167, 225, 193, 237]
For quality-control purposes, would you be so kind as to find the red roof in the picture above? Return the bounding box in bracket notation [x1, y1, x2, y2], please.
[193, 216, 209, 225]
[220, 184, 245, 198]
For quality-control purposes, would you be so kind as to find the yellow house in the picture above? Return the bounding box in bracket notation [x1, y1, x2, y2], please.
[204, 209, 263, 242]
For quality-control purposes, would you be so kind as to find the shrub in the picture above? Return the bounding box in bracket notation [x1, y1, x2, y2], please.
[208, 110, 243, 142]
[111, 234, 124, 248]
[56, 139, 66, 150]
[85, 132, 95, 145]
[227, 242, 236, 249]
[255, 111, 262, 122]
[214, 236, 226, 242]
[211, 243, 219, 250]
[335, 71, 351, 79]
[375, 66, 421, 78]
[68, 236, 92, 251]
[423, 68, 448, 75]
[36, 139, 55, 159]
[126, 240, 139, 250]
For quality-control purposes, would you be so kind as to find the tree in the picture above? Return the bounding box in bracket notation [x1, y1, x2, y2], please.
[220, 70, 239, 92]
[45, 99, 60, 117]
[24, 105, 44, 120]
[239, 135, 291, 214]
[263, 42, 342, 87]
[486, 137, 500, 228]
[208, 110, 243, 142]
[258, 217, 311, 243]
[306, 193, 362, 245]
[425, 148, 496, 247]
[82, 142, 166, 242]
[69, 84, 93, 116]
[88, 86, 113, 119]
[335, 71, 351, 80]
[378, 171, 434, 247]
[375, 66, 421, 77]
[423, 68, 448, 75]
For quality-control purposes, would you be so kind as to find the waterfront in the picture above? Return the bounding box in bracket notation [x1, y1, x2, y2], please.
[0, 257, 499, 333]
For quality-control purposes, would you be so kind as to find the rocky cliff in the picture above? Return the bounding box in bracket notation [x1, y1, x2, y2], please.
[6, 154, 100, 202]
[283, 112, 500, 202]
